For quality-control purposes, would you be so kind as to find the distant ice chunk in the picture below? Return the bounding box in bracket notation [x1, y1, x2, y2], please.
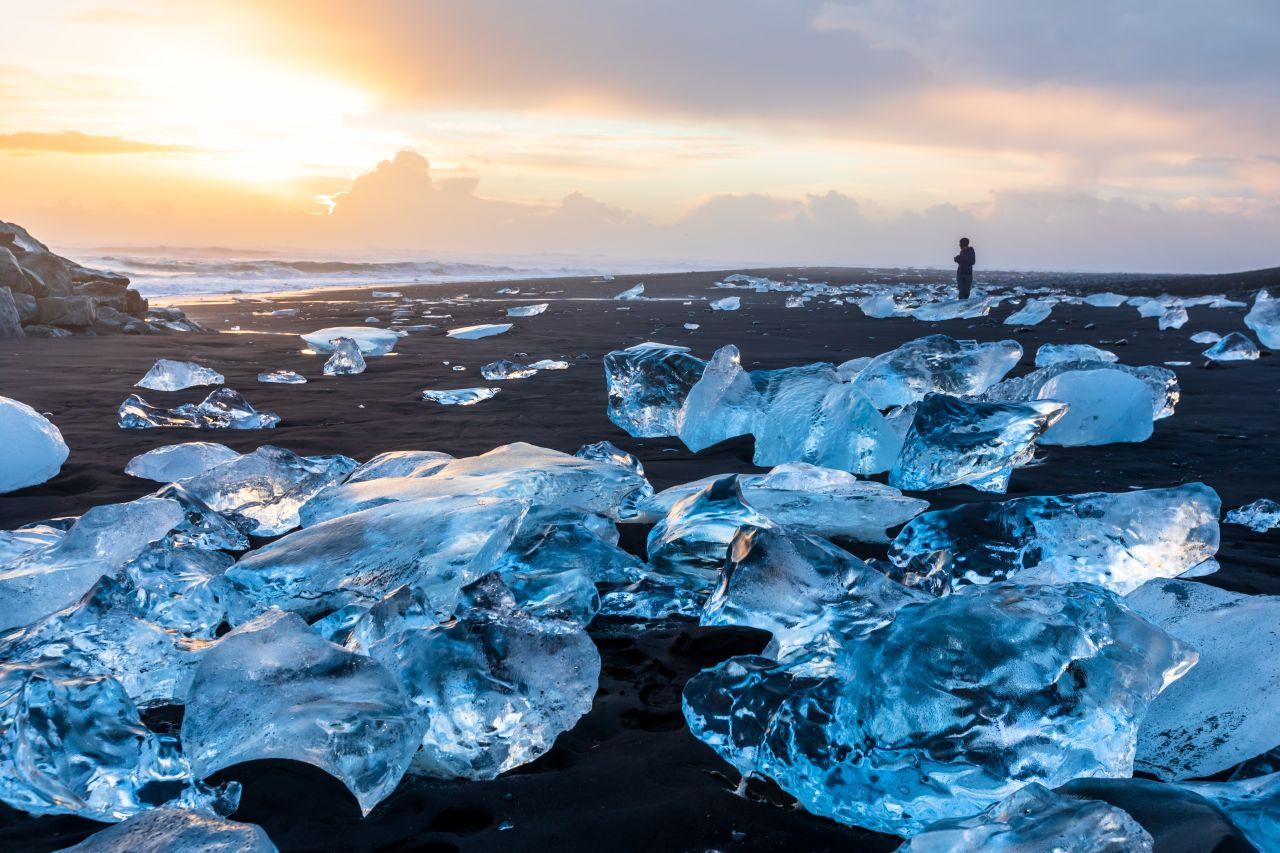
[1244, 289, 1280, 347]
[1035, 343, 1117, 367]
[858, 291, 900, 318]
[912, 296, 996, 321]
[1083, 292, 1128, 307]
[1128, 579, 1280, 781]
[1190, 331, 1222, 345]
[481, 359, 536, 380]
[60, 807, 277, 853]
[1203, 331, 1260, 361]
[1225, 497, 1280, 531]
[1159, 305, 1189, 330]
[182, 611, 421, 815]
[888, 483, 1220, 595]
[614, 282, 645, 300]
[372, 290, 402, 298]
[889, 394, 1066, 493]
[136, 359, 225, 392]
[506, 302, 548, 317]
[709, 296, 741, 311]
[422, 387, 500, 405]
[258, 369, 306, 384]
[447, 323, 513, 340]
[123, 442, 240, 483]
[118, 388, 280, 430]
[301, 326, 401, 355]
[604, 342, 706, 437]
[323, 337, 367, 375]
[850, 335, 1022, 409]
[0, 396, 68, 493]
[1003, 297, 1055, 326]
[528, 358, 569, 370]
[903, 783, 1153, 852]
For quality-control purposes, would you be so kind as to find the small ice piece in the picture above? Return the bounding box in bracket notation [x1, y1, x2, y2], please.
[364, 316, 380, 323]
[181, 611, 421, 815]
[1159, 305, 1189, 330]
[1225, 497, 1280, 532]
[62, 808, 277, 853]
[911, 296, 996, 321]
[1190, 331, 1222, 344]
[350, 575, 600, 781]
[1036, 368, 1155, 446]
[1244, 289, 1280, 348]
[118, 388, 281, 430]
[136, 359, 225, 392]
[887, 483, 1221, 595]
[850, 335, 1022, 408]
[322, 337, 367, 375]
[613, 282, 645, 300]
[447, 323, 512, 340]
[1128, 579, 1280, 781]
[1180, 772, 1280, 853]
[177, 445, 357, 537]
[858, 291, 900, 318]
[903, 783, 1154, 852]
[481, 359, 536, 380]
[709, 296, 741, 311]
[0, 396, 68, 493]
[270, 307, 299, 316]
[0, 665, 236, 821]
[528, 358, 569, 370]
[1003, 297, 1055, 326]
[258, 369, 306, 384]
[888, 394, 1067, 493]
[784, 296, 808, 309]
[1203, 331, 1260, 362]
[604, 342, 707, 437]
[300, 326, 401, 355]
[506, 303, 548, 317]
[422, 387, 500, 405]
[1083, 292, 1128, 307]
[223, 496, 527, 620]
[682, 582, 1194, 836]
[372, 290, 402, 298]
[123, 442, 241, 482]
[1035, 343, 1118, 368]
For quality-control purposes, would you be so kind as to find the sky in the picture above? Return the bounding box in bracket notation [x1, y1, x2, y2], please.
[2, 0, 1279, 272]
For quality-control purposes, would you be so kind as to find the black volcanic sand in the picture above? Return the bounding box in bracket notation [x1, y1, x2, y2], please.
[0, 267, 1276, 852]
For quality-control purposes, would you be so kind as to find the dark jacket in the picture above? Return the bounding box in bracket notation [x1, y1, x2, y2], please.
[954, 246, 975, 274]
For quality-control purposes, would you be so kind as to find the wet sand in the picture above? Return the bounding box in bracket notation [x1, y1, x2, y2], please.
[0, 266, 1275, 851]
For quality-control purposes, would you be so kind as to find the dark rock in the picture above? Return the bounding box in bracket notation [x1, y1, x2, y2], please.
[76, 279, 129, 312]
[125, 288, 149, 318]
[93, 306, 148, 335]
[11, 291, 37, 324]
[147, 306, 207, 332]
[0, 247, 30, 295]
[66, 260, 129, 287]
[21, 324, 73, 338]
[36, 295, 96, 328]
[19, 251, 74, 296]
[1056, 777, 1252, 853]
[0, 288, 25, 339]
[0, 221, 49, 253]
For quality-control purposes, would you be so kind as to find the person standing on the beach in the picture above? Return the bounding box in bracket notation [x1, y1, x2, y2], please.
[954, 237, 976, 299]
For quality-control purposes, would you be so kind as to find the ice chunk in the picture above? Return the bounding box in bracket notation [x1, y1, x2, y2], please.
[683, 582, 1194, 836]
[1003, 297, 1055, 326]
[1203, 331, 1260, 362]
[493, 525, 608, 625]
[1159, 306, 1189, 330]
[888, 484, 1221, 595]
[422, 387, 500, 405]
[983, 361, 1179, 420]
[614, 282, 645, 300]
[889, 394, 1067, 493]
[178, 445, 357, 537]
[224, 496, 527, 621]
[481, 359, 536, 380]
[1035, 343, 1117, 368]
[1084, 292, 1128, 307]
[911, 296, 995, 321]
[322, 337, 367, 375]
[1225, 497, 1280, 531]
[1244, 289, 1280, 347]
[350, 575, 600, 780]
[572, 440, 653, 518]
[709, 296, 741, 311]
[135, 359, 224, 392]
[1180, 772, 1280, 853]
[1036, 368, 1155, 445]
[301, 326, 400, 355]
[858, 291, 900, 318]
[347, 450, 455, 482]
[122, 545, 232, 638]
[151, 483, 251, 551]
[643, 463, 926, 543]
[604, 342, 706, 437]
[783, 297, 805, 309]
[0, 525, 64, 564]
[506, 302, 548, 317]
[0, 496, 183, 630]
[903, 783, 1153, 851]
[1190, 331, 1222, 344]
[1127, 580, 1280, 780]
[0, 665, 236, 821]
[258, 369, 306, 384]
[123, 442, 241, 483]
[0, 396, 68, 493]
[675, 344, 759, 451]
[447, 323, 512, 340]
[850, 335, 1023, 409]
[528, 358, 569, 370]
[62, 807, 277, 853]
[181, 611, 420, 815]
[118, 388, 280, 430]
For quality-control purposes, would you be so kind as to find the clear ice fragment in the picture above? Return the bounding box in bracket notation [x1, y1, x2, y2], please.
[1003, 297, 1055, 326]
[346, 450, 455, 482]
[506, 303, 548, 317]
[136, 359, 225, 392]
[709, 296, 741, 311]
[1035, 368, 1155, 446]
[422, 387, 500, 405]
[300, 326, 400, 355]
[850, 335, 1022, 409]
[62, 807, 277, 853]
[0, 396, 68, 493]
[123, 442, 241, 483]
[258, 369, 306, 384]
[1225, 497, 1280, 531]
[604, 342, 706, 437]
[613, 282, 645, 300]
[118, 389, 280, 430]
[1244, 289, 1280, 348]
[481, 359, 536, 380]
[447, 323, 512, 340]
[1190, 331, 1222, 344]
[1035, 343, 1117, 368]
[1203, 332, 1259, 362]
[322, 337, 367, 375]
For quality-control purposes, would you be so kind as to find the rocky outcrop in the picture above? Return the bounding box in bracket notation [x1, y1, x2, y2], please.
[0, 219, 205, 338]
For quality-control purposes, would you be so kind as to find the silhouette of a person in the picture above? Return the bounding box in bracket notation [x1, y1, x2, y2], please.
[954, 237, 975, 299]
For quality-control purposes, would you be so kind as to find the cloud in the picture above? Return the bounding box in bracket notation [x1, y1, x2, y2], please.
[0, 131, 197, 155]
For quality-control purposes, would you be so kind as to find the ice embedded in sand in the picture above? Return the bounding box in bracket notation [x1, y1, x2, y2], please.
[123, 441, 241, 482]
[1035, 342, 1118, 367]
[1244, 289, 1280, 347]
[422, 387, 500, 405]
[709, 296, 740, 311]
[300, 326, 401, 355]
[447, 323, 512, 340]
[605, 342, 706, 437]
[258, 369, 307, 384]
[1225, 497, 1280, 531]
[481, 359, 537, 380]
[506, 303, 548, 317]
[135, 359, 225, 392]
[848, 334, 1022, 409]
[60, 807, 277, 853]
[887, 483, 1220, 595]
[323, 337, 367, 375]
[118, 388, 280, 430]
[1203, 331, 1260, 361]
[0, 396, 68, 493]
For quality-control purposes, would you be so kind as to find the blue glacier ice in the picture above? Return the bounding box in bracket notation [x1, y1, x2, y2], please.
[709, 296, 740, 311]
[136, 359, 225, 392]
[0, 396, 68, 494]
[982, 361, 1179, 421]
[346, 449, 455, 482]
[1244, 289, 1280, 347]
[481, 359, 537, 380]
[61, 807, 277, 853]
[849, 335, 1023, 409]
[911, 296, 996, 321]
[605, 342, 706, 437]
[447, 323, 512, 340]
[181, 610, 420, 815]
[124, 442, 241, 483]
[1034, 367, 1155, 445]
[422, 387, 500, 405]
[1003, 297, 1056, 326]
[614, 282, 645, 300]
[858, 290, 902, 318]
[1181, 771, 1280, 853]
[1190, 331, 1222, 345]
[150, 483, 251, 551]
[118, 388, 281, 430]
[683, 582, 1194, 836]
[888, 394, 1067, 493]
[675, 344, 758, 452]
[258, 369, 306, 384]
[647, 476, 772, 586]
[1203, 331, 1260, 362]
[506, 302, 548, 317]
[1083, 292, 1128, 307]
[887, 484, 1220, 595]
[1225, 497, 1280, 531]
[323, 337, 367, 375]
[121, 545, 232, 638]
[1035, 343, 1117, 368]
[301, 326, 401, 355]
